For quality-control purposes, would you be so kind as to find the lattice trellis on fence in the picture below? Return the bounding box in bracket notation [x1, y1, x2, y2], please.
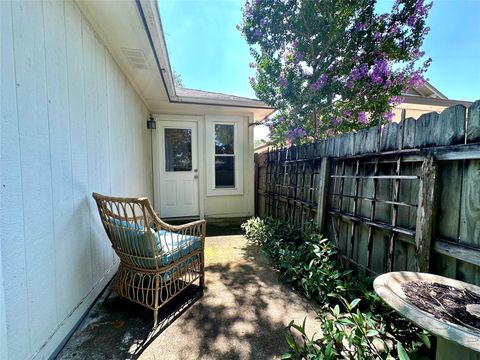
[255, 101, 480, 284]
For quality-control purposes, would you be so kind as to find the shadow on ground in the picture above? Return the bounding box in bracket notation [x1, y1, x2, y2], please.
[57, 236, 320, 360]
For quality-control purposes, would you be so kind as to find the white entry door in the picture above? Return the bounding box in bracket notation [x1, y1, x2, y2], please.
[157, 121, 199, 218]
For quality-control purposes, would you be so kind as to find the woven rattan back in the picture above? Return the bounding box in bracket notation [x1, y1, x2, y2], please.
[92, 192, 162, 270]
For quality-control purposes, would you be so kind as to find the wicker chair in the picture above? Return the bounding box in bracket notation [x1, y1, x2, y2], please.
[92, 192, 206, 327]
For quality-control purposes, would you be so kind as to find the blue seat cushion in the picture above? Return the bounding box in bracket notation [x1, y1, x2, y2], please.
[109, 218, 200, 270]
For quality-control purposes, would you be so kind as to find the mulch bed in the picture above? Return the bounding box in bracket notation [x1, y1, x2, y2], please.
[402, 280, 480, 332]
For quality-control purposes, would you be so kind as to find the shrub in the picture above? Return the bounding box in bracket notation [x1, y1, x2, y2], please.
[242, 217, 433, 359]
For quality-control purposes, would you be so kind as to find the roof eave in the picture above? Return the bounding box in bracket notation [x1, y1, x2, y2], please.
[174, 96, 273, 110]
[139, 0, 274, 111]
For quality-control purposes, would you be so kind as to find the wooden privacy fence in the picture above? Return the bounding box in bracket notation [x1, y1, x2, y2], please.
[255, 100, 480, 284]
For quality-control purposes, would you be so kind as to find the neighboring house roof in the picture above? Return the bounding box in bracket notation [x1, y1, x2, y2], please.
[400, 81, 472, 108]
[404, 81, 448, 99]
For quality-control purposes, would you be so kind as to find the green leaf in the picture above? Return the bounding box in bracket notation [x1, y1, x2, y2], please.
[366, 329, 379, 337]
[284, 332, 297, 350]
[397, 342, 410, 360]
[350, 298, 361, 310]
[280, 353, 293, 359]
[417, 333, 431, 349]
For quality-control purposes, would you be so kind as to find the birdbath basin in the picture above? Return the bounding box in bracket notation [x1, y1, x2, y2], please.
[374, 272, 480, 360]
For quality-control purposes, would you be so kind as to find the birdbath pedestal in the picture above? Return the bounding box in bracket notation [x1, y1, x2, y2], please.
[374, 272, 480, 360]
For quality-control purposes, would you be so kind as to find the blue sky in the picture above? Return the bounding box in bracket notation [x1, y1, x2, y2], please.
[159, 0, 480, 103]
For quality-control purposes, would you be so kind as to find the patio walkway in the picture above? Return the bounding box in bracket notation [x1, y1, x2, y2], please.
[57, 227, 321, 360]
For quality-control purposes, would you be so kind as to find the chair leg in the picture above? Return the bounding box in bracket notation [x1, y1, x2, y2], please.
[153, 309, 158, 329]
[153, 277, 160, 329]
[199, 269, 205, 288]
[199, 254, 205, 288]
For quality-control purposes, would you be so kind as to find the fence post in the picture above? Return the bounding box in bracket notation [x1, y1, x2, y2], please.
[316, 157, 330, 235]
[254, 153, 257, 216]
[415, 155, 437, 272]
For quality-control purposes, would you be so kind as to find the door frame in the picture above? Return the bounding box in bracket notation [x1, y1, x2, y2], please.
[152, 114, 205, 219]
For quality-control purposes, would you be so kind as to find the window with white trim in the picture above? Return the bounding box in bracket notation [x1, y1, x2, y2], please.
[214, 124, 235, 188]
[206, 116, 244, 196]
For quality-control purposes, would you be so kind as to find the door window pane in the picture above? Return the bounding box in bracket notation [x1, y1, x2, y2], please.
[164, 128, 192, 172]
[215, 124, 234, 154]
[215, 156, 235, 188]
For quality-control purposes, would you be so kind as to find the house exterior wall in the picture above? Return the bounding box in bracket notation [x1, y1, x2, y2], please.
[392, 102, 449, 121]
[1, 1, 152, 359]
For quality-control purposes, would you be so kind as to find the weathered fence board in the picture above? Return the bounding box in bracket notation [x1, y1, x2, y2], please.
[414, 156, 437, 272]
[467, 100, 480, 143]
[255, 100, 480, 284]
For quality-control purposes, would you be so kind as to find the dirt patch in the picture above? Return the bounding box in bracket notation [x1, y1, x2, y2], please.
[402, 280, 480, 332]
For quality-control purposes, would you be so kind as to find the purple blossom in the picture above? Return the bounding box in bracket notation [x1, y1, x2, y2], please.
[268, 124, 274, 131]
[354, 22, 366, 31]
[343, 110, 352, 118]
[278, 75, 288, 88]
[332, 118, 340, 127]
[374, 31, 382, 41]
[389, 23, 399, 36]
[296, 127, 306, 137]
[349, 63, 369, 82]
[406, 15, 416, 26]
[260, 18, 267, 26]
[310, 74, 328, 92]
[408, 73, 426, 89]
[294, 51, 304, 62]
[358, 112, 369, 124]
[325, 129, 334, 137]
[370, 58, 390, 85]
[371, 73, 383, 85]
[288, 127, 306, 140]
[236, 23, 241, 31]
[415, 0, 433, 17]
[254, 29, 261, 38]
[277, 115, 285, 122]
[384, 79, 393, 89]
[248, 76, 256, 85]
[411, 47, 425, 59]
[382, 111, 395, 123]
[388, 96, 405, 106]
[249, 62, 256, 68]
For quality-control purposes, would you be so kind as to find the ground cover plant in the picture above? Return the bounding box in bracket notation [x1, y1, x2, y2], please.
[242, 217, 434, 359]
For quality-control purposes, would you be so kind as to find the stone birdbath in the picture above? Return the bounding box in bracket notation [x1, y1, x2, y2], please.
[374, 272, 480, 360]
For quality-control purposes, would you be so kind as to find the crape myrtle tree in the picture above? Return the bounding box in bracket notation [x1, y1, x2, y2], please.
[240, 0, 432, 145]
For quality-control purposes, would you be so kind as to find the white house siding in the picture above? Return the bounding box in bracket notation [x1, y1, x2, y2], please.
[0, 1, 152, 359]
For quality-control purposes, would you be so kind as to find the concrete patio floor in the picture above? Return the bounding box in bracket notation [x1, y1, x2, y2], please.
[57, 227, 321, 360]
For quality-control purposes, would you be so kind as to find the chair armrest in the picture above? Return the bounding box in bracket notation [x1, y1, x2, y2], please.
[156, 219, 206, 233]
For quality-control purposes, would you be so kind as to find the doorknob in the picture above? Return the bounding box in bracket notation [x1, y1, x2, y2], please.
[194, 175, 199, 179]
